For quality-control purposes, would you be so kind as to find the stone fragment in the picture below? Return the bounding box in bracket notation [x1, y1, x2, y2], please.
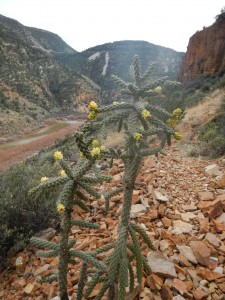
[152, 190, 168, 202]
[197, 267, 225, 281]
[160, 284, 173, 300]
[161, 217, 172, 228]
[205, 164, 221, 177]
[178, 254, 192, 267]
[190, 241, 211, 266]
[198, 191, 214, 201]
[216, 174, 225, 188]
[158, 203, 166, 217]
[182, 202, 197, 211]
[159, 240, 170, 251]
[146, 274, 163, 291]
[148, 209, 158, 220]
[205, 232, 221, 248]
[199, 218, 210, 233]
[208, 200, 223, 219]
[177, 245, 197, 264]
[172, 278, 187, 295]
[34, 264, 50, 277]
[186, 269, 202, 282]
[130, 204, 147, 218]
[172, 220, 193, 234]
[172, 296, 186, 300]
[23, 283, 34, 295]
[216, 212, 225, 224]
[192, 287, 208, 300]
[147, 251, 177, 278]
[211, 219, 225, 233]
[180, 212, 197, 222]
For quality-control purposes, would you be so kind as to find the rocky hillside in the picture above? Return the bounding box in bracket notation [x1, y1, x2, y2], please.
[0, 15, 99, 138]
[0, 14, 76, 54]
[56, 40, 184, 96]
[179, 14, 225, 83]
[0, 146, 225, 299]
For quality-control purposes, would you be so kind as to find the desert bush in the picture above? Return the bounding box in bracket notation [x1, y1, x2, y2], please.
[199, 122, 225, 157]
[0, 152, 60, 264]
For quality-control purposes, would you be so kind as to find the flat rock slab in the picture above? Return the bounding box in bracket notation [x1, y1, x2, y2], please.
[147, 251, 177, 278]
[172, 220, 193, 234]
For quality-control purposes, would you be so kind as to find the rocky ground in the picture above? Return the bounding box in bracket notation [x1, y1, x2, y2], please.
[0, 145, 225, 300]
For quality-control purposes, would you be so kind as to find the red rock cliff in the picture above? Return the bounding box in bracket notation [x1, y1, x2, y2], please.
[179, 19, 225, 83]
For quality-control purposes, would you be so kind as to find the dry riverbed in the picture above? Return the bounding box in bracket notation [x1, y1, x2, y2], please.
[0, 120, 83, 171]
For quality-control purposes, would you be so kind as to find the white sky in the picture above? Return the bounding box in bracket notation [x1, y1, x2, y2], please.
[1, 0, 224, 52]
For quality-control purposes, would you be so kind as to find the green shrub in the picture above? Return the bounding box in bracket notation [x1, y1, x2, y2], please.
[199, 122, 225, 157]
[0, 153, 59, 264]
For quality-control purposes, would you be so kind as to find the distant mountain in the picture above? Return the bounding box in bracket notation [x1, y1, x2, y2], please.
[55, 40, 184, 96]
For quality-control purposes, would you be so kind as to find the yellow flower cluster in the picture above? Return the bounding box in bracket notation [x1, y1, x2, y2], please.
[40, 176, 48, 183]
[133, 132, 143, 141]
[172, 108, 182, 117]
[167, 118, 175, 127]
[89, 101, 98, 111]
[57, 203, 65, 213]
[141, 109, 151, 120]
[60, 170, 66, 177]
[90, 147, 101, 157]
[167, 108, 183, 128]
[88, 111, 96, 120]
[174, 132, 182, 140]
[154, 86, 162, 94]
[92, 139, 99, 147]
[54, 151, 63, 160]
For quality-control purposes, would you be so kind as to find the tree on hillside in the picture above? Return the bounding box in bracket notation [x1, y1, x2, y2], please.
[215, 7, 225, 23]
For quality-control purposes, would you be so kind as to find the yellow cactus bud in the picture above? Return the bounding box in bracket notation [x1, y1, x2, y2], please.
[133, 132, 143, 141]
[40, 176, 48, 183]
[60, 170, 66, 177]
[87, 111, 96, 120]
[54, 151, 63, 160]
[167, 118, 175, 127]
[57, 203, 65, 213]
[141, 109, 151, 120]
[100, 145, 106, 150]
[174, 132, 182, 140]
[172, 108, 182, 117]
[90, 147, 101, 157]
[113, 101, 120, 105]
[92, 139, 99, 147]
[89, 101, 98, 111]
[154, 86, 162, 94]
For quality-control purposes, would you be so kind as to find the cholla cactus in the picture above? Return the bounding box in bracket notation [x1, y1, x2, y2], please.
[29, 133, 112, 300]
[81, 55, 182, 299]
[29, 55, 182, 300]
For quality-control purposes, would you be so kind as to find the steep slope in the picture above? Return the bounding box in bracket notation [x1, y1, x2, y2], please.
[179, 17, 225, 83]
[0, 14, 76, 54]
[56, 40, 184, 94]
[0, 17, 99, 138]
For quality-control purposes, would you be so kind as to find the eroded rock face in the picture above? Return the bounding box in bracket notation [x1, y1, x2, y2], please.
[179, 19, 225, 83]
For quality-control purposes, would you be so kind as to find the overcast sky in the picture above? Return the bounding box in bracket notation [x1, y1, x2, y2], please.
[1, 0, 224, 52]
